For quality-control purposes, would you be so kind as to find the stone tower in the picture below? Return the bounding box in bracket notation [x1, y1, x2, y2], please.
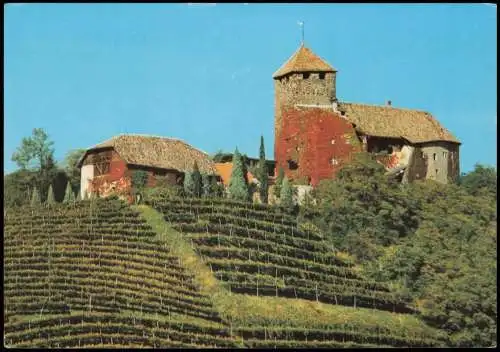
[273, 44, 338, 172]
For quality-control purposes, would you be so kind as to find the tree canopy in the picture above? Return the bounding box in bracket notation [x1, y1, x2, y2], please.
[12, 128, 55, 171]
[459, 163, 496, 198]
[301, 153, 497, 347]
[63, 149, 86, 193]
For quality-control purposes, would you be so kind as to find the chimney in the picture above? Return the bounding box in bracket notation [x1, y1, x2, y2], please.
[386, 100, 392, 106]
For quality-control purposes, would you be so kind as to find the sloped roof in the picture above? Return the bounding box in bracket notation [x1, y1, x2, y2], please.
[338, 102, 460, 144]
[273, 44, 337, 79]
[214, 162, 256, 186]
[78, 134, 217, 174]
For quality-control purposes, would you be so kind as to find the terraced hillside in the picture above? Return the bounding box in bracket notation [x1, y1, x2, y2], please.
[4, 198, 238, 348]
[4, 197, 448, 348]
[148, 197, 412, 313]
[144, 196, 448, 348]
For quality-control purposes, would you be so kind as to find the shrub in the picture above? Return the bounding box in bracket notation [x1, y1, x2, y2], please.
[274, 167, 285, 198]
[143, 185, 185, 203]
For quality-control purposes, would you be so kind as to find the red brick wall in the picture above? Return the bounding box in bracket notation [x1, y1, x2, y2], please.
[275, 107, 361, 186]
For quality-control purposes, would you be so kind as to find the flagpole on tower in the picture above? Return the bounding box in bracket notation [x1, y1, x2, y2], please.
[298, 21, 304, 45]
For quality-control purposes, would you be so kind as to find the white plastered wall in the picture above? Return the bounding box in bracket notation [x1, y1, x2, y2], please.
[80, 164, 94, 198]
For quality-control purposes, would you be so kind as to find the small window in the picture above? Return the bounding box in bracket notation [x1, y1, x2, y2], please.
[296, 146, 300, 152]
[436, 169, 439, 175]
[303, 73, 310, 79]
[433, 153, 437, 161]
[421, 151, 425, 158]
[331, 158, 339, 166]
[443, 152, 447, 159]
[288, 160, 298, 170]
[331, 139, 335, 145]
[319, 73, 325, 80]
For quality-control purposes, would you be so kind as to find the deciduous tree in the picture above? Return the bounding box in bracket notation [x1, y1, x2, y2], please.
[12, 128, 55, 171]
[63, 149, 86, 194]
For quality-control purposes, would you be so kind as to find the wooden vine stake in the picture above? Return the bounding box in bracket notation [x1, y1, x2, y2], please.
[275, 267, 278, 297]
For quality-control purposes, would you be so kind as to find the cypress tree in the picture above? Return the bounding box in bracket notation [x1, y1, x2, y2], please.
[280, 176, 294, 212]
[258, 135, 269, 204]
[31, 186, 41, 206]
[192, 161, 203, 198]
[183, 171, 195, 197]
[274, 167, 285, 198]
[46, 184, 56, 205]
[63, 181, 74, 203]
[202, 173, 211, 198]
[228, 148, 249, 201]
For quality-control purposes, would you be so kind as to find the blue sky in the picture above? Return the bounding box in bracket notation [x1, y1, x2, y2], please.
[4, 3, 497, 174]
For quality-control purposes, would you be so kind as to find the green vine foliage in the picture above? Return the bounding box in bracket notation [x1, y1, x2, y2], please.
[303, 154, 497, 347]
[131, 170, 149, 203]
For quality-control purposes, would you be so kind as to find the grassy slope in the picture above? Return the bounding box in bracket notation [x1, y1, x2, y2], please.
[134, 204, 447, 344]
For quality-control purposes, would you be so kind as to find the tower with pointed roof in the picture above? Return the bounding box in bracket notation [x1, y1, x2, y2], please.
[273, 45, 337, 143]
[273, 44, 339, 181]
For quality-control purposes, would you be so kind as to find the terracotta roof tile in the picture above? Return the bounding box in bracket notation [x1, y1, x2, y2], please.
[273, 44, 336, 79]
[338, 102, 460, 144]
[214, 162, 256, 186]
[79, 134, 217, 174]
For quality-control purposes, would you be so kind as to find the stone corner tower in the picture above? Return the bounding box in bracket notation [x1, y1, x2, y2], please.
[272, 43, 338, 173]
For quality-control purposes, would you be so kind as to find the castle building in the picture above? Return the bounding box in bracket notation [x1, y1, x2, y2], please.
[77, 134, 217, 199]
[273, 44, 461, 186]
